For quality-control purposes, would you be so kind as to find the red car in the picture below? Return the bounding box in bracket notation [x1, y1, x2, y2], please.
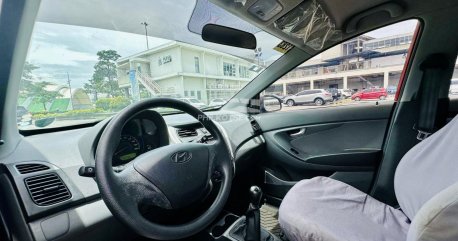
[351, 88, 388, 101]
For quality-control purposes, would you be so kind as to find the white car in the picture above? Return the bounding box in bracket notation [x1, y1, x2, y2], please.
[209, 98, 227, 106]
[177, 98, 207, 109]
[283, 89, 333, 106]
[450, 79, 458, 95]
[338, 89, 353, 98]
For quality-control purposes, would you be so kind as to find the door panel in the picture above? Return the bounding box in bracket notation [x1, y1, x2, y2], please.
[297, 93, 307, 103]
[255, 103, 393, 201]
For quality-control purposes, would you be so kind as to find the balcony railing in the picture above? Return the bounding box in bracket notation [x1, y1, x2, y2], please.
[283, 60, 404, 80]
[206, 83, 242, 90]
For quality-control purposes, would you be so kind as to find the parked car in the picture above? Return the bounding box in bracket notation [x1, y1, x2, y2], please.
[351, 88, 388, 101]
[450, 79, 458, 95]
[338, 89, 353, 98]
[177, 98, 207, 109]
[283, 89, 333, 106]
[209, 98, 227, 106]
[386, 85, 398, 95]
[16, 106, 32, 126]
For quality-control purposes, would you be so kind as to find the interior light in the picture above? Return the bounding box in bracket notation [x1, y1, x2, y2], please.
[248, 0, 283, 21]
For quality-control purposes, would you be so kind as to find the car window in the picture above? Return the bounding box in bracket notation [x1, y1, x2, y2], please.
[16, 1, 284, 130]
[263, 20, 418, 111]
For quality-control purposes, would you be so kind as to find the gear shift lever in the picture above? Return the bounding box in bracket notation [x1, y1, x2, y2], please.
[249, 186, 263, 209]
[245, 186, 263, 241]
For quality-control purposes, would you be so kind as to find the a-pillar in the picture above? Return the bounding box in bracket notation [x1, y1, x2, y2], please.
[383, 71, 390, 88]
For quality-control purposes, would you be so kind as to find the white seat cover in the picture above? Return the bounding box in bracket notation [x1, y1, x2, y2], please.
[279, 115, 458, 241]
[279, 177, 410, 241]
[394, 115, 458, 220]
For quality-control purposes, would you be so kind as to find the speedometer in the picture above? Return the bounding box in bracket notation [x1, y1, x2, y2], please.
[113, 135, 142, 165]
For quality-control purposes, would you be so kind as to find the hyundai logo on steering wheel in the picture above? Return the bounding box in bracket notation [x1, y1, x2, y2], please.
[171, 151, 192, 163]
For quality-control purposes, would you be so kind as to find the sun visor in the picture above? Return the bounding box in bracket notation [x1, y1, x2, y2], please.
[189, 0, 260, 35]
[273, 0, 341, 50]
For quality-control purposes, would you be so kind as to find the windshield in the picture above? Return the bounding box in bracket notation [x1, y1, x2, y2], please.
[18, 0, 283, 130]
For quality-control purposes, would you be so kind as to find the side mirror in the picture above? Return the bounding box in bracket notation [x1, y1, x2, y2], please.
[202, 24, 256, 49]
[261, 95, 282, 112]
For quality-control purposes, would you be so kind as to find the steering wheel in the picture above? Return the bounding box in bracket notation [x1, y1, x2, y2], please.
[95, 98, 234, 240]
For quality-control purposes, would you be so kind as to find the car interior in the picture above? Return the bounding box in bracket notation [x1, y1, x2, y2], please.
[0, 0, 457, 241]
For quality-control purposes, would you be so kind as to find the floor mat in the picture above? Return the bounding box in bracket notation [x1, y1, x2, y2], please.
[260, 204, 282, 237]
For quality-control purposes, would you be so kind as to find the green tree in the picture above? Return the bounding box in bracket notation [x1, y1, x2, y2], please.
[29, 81, 62, 111]
[83, 77, 106, 101]
[92, 50, 121, 97]
[19, 62, 39, 98]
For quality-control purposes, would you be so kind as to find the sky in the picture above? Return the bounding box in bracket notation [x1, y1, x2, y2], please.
[27, 22, 170, 88]
[365, 19, 417, 38]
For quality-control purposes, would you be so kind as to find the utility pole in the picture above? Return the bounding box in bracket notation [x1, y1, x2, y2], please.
[67, 72, 74, 110]
[141, 22, 149, 50]
[254, 48, 262, 66]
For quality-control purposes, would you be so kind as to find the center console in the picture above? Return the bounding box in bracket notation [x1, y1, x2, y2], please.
[208, 186, 281, 241]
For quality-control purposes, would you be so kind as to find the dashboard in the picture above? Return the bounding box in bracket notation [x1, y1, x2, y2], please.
[0, 109, 265, 241]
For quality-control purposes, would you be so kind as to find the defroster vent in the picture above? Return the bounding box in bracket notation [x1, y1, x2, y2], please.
[16, 163, 50, 174]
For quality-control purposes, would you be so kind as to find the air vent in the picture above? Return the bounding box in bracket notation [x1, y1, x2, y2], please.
[177, 128, 198, 138]
[16, 163, 50, 174]
[24, 173, 72, 206]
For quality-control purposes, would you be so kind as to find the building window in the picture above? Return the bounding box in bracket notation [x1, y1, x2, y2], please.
[239, 66, 249, 78]
[197, 91, 201, 100]
[191, 90, 195, 96]
[194, 57, 200, 73]
[223, 62, 236, 76]
[184, 90, 188, 96]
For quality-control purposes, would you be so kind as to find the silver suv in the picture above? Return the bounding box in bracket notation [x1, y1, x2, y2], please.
[284, 89, 333, 106]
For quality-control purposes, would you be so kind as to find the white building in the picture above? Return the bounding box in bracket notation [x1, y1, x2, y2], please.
[267, 33, 415, 95]
[117, 41, 257, 104]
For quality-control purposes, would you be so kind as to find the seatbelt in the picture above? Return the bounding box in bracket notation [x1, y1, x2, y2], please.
[414, 54, 450, 141]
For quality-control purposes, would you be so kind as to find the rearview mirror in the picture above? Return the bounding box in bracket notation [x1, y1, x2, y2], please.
[202, 24, 256, 49]
[261, 95, 282, 112]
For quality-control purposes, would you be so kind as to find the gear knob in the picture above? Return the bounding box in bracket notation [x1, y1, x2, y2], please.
[249, 186, 263, 209]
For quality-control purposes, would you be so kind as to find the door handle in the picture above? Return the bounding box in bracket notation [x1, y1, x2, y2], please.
[289, 128, 305, 137]
[264, 170, 297, 186]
